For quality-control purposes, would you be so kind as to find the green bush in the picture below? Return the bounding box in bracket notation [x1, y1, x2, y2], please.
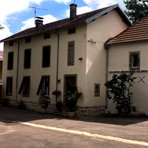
[105, 72, 136, 114]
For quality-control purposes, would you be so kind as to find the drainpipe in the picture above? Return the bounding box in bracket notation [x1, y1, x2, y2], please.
[54, 31, 60, 102]
[16, 41, 20, 105]
[104, 40, 110, 110]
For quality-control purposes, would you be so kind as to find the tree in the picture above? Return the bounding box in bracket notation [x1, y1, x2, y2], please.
[0, 24, 4, 30]
[105, 73, 136, 114]
[124, 0, 148, 24]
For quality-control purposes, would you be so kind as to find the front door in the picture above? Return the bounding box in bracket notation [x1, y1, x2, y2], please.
[64, 75, 77, 102]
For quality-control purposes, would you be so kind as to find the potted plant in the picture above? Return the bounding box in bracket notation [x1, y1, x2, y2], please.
[65, 87, 82, 118]
[39, 95, 50, 113]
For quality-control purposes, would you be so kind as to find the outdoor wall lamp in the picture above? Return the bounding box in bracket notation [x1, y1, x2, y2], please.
[78, 57, 83, 61]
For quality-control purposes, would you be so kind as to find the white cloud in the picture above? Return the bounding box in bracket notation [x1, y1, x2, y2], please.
[82, 0, 117, 9]
[0, 23, 13, 50]
[53, 0, 71, 4]
[77, 6, 92, 15]
[21, 14, 57, 30]
[0, 0, 47, 50]
[66, 6, 92, 17]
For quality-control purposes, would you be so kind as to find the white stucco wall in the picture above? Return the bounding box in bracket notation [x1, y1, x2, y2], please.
[108, 41, 148, 115]
[2, 25, 87, 107]
[85, 10, 128, 107]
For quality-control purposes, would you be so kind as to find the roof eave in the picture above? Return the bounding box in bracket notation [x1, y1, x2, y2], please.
[86, 4, 118, 23]
[85, 4, 131, 26]
[107, 38, 148, 46]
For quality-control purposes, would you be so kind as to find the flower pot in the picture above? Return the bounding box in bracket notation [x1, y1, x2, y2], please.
[67, 111, 75, 118]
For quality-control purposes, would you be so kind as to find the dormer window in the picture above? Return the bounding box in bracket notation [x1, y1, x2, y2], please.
[25, 37, 31, 43]
[9, 41, 14, 46]
[68, 27, 76, 34]
[44, 32, 50, 39]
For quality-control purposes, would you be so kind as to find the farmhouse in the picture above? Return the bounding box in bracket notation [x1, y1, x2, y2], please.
[1, 4, 130, 116]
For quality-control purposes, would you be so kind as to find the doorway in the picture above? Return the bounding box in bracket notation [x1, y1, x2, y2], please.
[64, 75, 77, 102]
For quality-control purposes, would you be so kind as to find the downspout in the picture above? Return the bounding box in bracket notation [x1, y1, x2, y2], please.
[104, 40, 110, 110]
[16, 41, 20, 105]
[54, 31, 60, 102]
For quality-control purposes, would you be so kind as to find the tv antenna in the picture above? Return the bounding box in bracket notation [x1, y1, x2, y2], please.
[29, 6, 48, 18]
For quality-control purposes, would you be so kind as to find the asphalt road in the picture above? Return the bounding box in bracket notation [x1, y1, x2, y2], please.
[0, 106, 148, 148]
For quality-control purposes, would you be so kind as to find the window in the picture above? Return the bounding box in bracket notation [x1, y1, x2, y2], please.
[67, 41, 75, 66]
[7, 52, 13, 70]
[68, 27, 76, 34]
[18, 76, 30, 97]
[24, 49, 31, 69]
[36, 76, 50, 96]
[42, 46, 50, 67]
[6, 77, 13, 96]
[25, 37, 31, 43]
[9, 41, 14, 46]
[44, 32, 50, 39]
[129, 52, 140, 70]
[94, 83, 100, 97]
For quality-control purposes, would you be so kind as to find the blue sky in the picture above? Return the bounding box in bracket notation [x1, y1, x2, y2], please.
[0, 0, 125, 50]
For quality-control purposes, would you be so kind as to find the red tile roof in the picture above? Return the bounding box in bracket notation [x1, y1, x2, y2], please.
[1, 5, 130, 42]
[107, 15, 148, 45]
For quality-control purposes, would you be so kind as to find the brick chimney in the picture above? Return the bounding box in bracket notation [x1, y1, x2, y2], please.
[35, 17, 43, 28]
[70, 3, 77, 19]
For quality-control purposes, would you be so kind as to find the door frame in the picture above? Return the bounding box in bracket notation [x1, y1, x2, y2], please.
[63, 74, 77, 102]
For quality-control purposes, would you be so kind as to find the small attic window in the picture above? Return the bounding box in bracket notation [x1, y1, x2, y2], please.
[9, 41, 14, 46]
[68, 27, 76, 34]
[44, 32, 50, 39]
[25, 37, 31, 43]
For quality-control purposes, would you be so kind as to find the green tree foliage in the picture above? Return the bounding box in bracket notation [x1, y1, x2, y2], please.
[124, 0, 148, 24]
[105, 73, 136, 114]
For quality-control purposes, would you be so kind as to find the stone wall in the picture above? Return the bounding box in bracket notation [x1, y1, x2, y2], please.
[77, 106, 105, 117]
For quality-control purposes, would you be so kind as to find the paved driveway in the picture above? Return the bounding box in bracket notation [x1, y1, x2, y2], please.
[0, 106, 148, 148]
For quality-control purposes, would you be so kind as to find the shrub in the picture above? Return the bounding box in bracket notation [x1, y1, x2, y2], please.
[105, 72, 136, 114]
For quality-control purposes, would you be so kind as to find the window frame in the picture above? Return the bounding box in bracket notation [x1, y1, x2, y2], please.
[42, 45, 51, 68]
[25, 37, 31, 43]
[67, 41, 75, 66]
[94, 83, 100, 97]
[7, 51, 14, 70]
[36, 76, 50, 96]
[6, 77, 13, 96]
[9, 41, 14, 46]
[68, 27, 76, 34]
[24, 48, 31, 69]
[18, 76, 30, 97]
[44, 32, 51, 39]
[129, 51, 140, 70]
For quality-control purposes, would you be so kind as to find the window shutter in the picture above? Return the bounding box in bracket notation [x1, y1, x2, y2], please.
[68, 41, 75, 66]
[129, 52, 132, 70]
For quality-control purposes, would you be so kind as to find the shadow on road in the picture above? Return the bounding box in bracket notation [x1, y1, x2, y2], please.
[0, 106, 148, 126]
[0, 106, 55, 124]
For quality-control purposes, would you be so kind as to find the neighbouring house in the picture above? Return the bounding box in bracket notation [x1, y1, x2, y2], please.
[106, 15, 148, 115]
[0, 51, 3, 102]
[0, 4, 130, 116]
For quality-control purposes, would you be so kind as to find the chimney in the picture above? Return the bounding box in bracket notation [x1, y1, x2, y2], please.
[70, 3, 77, 19]
[35, 17, 43, 28]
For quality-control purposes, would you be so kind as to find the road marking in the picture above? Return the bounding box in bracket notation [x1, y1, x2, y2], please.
[22, 122, 148, 147]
